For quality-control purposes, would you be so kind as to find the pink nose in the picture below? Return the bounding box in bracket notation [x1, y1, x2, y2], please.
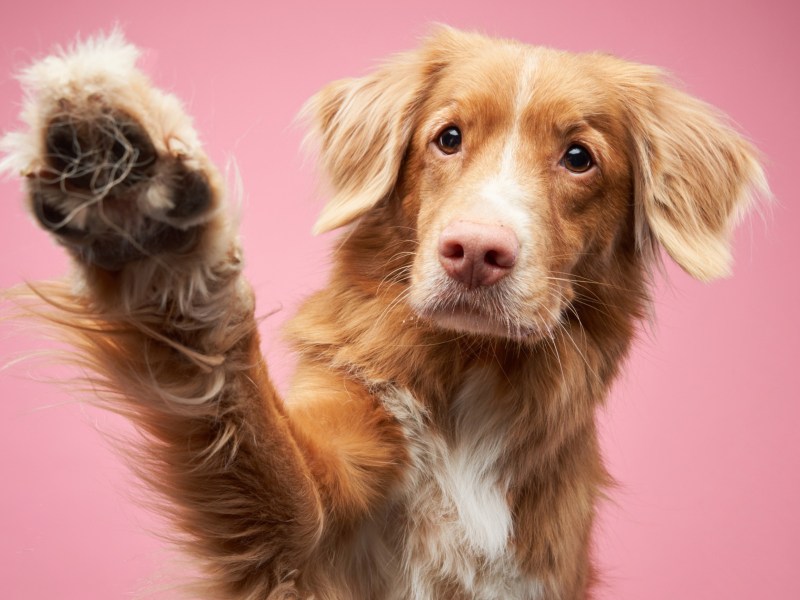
[438, 221, 519, 288]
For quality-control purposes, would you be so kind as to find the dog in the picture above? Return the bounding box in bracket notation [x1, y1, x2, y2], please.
[1, 26, 766, 600]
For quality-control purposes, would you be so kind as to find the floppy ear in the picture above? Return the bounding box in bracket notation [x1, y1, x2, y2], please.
[300, 28, 463, 234]
[624, 68, 768, 281]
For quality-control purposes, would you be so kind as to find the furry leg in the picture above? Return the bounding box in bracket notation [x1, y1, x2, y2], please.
[2, 33, 325, 598]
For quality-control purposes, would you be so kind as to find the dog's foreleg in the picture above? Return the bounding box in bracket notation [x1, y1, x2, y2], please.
[0, 34, 359, 597]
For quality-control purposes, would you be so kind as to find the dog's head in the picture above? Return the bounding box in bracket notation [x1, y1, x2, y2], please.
[303, 27, 766, 342]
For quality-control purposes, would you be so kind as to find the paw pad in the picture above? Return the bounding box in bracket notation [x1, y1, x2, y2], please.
[31, 108, 213, 270]
[44, 110, 157, 192]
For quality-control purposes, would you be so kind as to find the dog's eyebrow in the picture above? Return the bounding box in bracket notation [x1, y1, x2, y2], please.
[534, 117, 593, 145]
[559, 121, 591, 139]
[554, 117, 615, 142]
[421, 107, 461, 139]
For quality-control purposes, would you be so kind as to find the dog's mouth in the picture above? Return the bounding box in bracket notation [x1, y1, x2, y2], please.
[410, 290, 547, 341]
[407, 258, 570, 342]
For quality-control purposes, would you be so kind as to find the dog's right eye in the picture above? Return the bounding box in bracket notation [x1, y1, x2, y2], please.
[436, 126, 462, 154]
[562, 144, 593, 173]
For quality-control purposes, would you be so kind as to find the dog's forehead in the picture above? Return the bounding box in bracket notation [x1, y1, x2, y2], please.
[429, 44, 622, 128]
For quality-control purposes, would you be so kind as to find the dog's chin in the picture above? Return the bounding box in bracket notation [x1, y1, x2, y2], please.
[432, 310, 531, 340]
[413, 304, 545, 343]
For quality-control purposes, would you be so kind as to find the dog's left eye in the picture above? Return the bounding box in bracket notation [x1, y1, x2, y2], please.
[436, 126, 462, 154]
[562, 144, 593, 173]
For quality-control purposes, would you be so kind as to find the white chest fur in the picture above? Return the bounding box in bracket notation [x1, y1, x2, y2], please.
[379, 370, 543, 600]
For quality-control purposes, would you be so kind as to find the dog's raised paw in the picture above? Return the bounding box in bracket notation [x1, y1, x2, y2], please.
[30, 105, 213, 270]
[4, 33, 220, 271]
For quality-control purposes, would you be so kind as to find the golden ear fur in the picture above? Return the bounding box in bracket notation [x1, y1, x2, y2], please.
[621, 65, 769, 281]
[300, 27, 472, 234]
[300, 62, 417, 234]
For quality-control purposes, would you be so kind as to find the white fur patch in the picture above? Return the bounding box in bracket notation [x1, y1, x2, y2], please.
[378, 370, 543, 599]
[477, 54, 538, 241]
[445, 369, 513, 557]
[0, 30, 140, 178]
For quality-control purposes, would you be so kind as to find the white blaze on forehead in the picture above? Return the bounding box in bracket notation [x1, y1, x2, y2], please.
[477, 53, 538, 234]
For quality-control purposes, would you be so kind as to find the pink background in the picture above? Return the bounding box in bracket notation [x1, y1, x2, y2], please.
[0, 1, 797, 598]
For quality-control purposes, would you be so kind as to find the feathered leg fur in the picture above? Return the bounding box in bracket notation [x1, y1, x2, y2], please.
[1, 33, 406, 599]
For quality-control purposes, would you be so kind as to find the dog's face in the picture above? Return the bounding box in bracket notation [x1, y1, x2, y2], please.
[402, 46, 636, 339]
[305, 28, 764, 342]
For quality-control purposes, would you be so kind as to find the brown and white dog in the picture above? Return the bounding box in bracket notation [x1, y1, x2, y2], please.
[1, 26, 765, 600]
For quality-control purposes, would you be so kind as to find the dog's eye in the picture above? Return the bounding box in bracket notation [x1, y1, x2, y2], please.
[436, 126, 462, 154]
[562, 144, 593, 173]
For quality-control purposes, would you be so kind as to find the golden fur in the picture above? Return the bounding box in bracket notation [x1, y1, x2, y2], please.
[1, 27, 765, 599]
